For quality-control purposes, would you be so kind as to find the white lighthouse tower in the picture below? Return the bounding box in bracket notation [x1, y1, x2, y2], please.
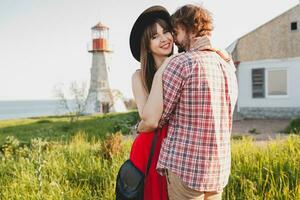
[85, 22, 116, 114]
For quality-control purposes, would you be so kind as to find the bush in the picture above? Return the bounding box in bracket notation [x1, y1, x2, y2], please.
[284, 118, 300, 134]
[100, 132, 123, 161]
[0, 136, 20, 158]
[248, 128, 261, 134]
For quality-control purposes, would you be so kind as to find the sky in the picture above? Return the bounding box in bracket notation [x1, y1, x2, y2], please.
[0, 0, 299, 101]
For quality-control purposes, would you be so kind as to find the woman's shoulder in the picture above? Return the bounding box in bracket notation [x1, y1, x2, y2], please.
[132, 69, 142, 81]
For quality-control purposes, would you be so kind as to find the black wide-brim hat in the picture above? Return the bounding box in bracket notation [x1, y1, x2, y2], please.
[130, 6, 171, 62]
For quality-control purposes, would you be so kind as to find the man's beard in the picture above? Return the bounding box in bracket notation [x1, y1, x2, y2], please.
[176, 37, 190, 53]
[177, 46, 185, 53]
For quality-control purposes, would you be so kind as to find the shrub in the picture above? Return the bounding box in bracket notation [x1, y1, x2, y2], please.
[1, 136, 20, 158]
[284, 118, 300, 134]
[248, 128, 261, 134]
[100, 132, 123, 161]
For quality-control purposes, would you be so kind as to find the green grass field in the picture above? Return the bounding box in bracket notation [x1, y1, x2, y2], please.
[0, 111, 139, 146]
[0, 113, 299, 199]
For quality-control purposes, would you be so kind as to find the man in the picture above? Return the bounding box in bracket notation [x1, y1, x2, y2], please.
[138, 4, 238, 200]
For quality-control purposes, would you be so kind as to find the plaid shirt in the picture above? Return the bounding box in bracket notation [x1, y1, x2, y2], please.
[157, 36, 238, 192]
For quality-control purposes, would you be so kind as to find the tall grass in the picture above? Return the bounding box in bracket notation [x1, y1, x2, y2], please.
[0, 113, 299, 199]
[224, 136, 300, 200]
[0, 133, 299, 199]
[0, 133, 132, 200]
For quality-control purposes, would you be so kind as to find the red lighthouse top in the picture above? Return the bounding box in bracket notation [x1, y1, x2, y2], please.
[89, 22, 111, 52]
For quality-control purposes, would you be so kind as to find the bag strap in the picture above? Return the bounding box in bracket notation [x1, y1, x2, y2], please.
[201, 47, 231, 63]
[145, 129, 159, 177]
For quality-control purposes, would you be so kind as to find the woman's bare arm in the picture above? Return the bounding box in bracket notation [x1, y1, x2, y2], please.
[132, 68, 163, 132]
[137, 54, 182, 132]
[131, 70, 148, 118]
[133, 55, 179, 132]
[137, 70, 164, 132]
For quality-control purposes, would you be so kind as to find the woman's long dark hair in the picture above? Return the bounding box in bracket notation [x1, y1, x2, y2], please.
[140, 18, 172, 94]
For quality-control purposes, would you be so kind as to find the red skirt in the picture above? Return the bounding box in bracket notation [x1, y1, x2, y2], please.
[130, 125, 168, 200]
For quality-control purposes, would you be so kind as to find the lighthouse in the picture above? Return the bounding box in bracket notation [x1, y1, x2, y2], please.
[85, 22, 116, 114]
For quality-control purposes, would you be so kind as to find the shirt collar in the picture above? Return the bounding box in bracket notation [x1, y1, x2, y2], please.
[189, 36, 212, 52]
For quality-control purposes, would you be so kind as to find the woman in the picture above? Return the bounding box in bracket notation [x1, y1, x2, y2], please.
[129, 5, 174, 200]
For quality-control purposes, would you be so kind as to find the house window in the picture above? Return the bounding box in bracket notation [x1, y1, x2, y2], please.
[252, 68, 265, 98]
[291, 22, 298, 31]
[267, 70, 287, 96]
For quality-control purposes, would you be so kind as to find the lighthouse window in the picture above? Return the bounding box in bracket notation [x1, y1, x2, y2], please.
[291, 21, 297, 31]
[100, 81, 106, 88]
[100, 30, 108, 39]
[92, 30, 100, 39]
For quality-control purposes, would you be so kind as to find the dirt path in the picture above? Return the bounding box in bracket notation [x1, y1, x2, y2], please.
[232, 119, 290, 141]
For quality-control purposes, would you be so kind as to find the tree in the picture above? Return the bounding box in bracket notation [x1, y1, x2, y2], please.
[53, 81, 88, 123]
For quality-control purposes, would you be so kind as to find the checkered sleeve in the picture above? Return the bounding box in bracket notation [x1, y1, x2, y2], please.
[159, 57, 187, 127]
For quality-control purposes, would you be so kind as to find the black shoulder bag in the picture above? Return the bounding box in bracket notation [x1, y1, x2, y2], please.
[116, 129, 159, 200]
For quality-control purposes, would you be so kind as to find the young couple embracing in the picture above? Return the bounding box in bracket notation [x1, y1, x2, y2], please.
[128, 4, 238, 200]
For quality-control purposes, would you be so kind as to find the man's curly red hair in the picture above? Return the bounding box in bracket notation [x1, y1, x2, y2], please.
[171, 4, 213, 37]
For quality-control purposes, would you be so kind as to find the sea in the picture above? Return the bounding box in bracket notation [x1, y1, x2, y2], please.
[0, 100, 75, 120]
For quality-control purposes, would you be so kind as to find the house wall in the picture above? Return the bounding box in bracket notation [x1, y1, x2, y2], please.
[237, 57, 300, 118]
[233, 5, 300, 62]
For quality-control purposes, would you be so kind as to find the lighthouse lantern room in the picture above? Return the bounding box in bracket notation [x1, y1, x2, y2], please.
[89, 23, 111, 52]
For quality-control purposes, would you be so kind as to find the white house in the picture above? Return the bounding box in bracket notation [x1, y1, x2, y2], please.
[227, 4, 300, 119]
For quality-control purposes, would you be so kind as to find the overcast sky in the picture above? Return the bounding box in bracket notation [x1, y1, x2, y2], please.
[0, 0, 299, 100]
